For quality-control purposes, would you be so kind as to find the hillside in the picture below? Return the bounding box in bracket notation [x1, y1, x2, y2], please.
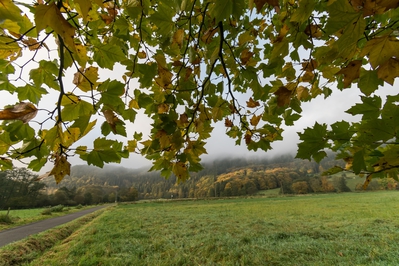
[41, 154, 373, 203]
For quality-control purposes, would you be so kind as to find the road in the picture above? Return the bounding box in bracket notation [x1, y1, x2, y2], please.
[0, 205, 107, 248]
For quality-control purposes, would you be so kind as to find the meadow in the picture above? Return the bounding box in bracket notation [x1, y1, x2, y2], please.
[11, 191, 398, 266]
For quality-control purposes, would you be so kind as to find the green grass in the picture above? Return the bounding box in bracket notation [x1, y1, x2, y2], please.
[16, 191, 399, 265]
[0, 206, 93, 231]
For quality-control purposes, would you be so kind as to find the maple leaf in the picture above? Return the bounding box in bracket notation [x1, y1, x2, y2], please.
[304, 24, 322, 38]
[274, 86, 292, 107]
[377, 57, 399, 85]
[0, 102, 37, 123]
[172, 161, 188, 182]
[172, 29, 184, 48]
[49, 154, 71, 184]
[336, 60, 362, 88]
[225, 118, 233, 127]
[301, 59, 318, 72]
[250, 114, 262, 127]
[361, 35, 399, 68]
[34, 3, 76, 51]
[103, 109, 118, 134]
[246, 97, 260, 108]
[240, 49, 254, 65]
[253, 0, 279, 13]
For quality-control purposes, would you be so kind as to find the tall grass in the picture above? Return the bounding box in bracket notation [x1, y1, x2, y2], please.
[22, 191, 399, 265]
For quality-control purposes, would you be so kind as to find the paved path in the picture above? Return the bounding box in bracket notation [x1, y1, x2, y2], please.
[0, 205, 107, 248]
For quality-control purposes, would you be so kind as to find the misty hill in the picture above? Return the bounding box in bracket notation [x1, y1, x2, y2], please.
[42, 154, 347, 199]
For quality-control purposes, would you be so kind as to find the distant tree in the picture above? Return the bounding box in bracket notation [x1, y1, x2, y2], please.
[378, 178, 398, 190]
[332, 176, 351, 192]
[291, 181, 309, 194]
[321, 176, 336, 193]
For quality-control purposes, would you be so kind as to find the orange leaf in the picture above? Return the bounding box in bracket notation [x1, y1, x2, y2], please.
[336, 60, 362, 88]
[246, 97, 260, 108]
[0, 102, 37, 123]
[301, 59, 318, 72]
[274, 86, 292, 107]
[225, 118, 233, 127]
[304, 24, 322, 38]
[250, 114, 261, 127]
[240, 49, 254, 65]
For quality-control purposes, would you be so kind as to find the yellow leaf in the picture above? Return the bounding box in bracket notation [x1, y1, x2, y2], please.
[304, 24, 322, 38]
[361, 35, 399, 68]
[172, 29, 184, 48]
[75, 44, 88, 66]
[157, 103, 169, 114]
[34, 3, 76, 51]
[137, 50, 146, 59]
[154, 54, 173, 88]
[155, 130, 170, 149]
[274, 86, 292, 107]
[0, 36, 21, 60]
[335, 60, 362, 88]
[103, 109, 118, 134]
[296, 86, 309, 101]
[73, 66, 99, 92]
[61, 94, 80, 106]
[250, 114, 261, 127]
[127, 140, 137, 152]
[172, 161, 188, 182]
[49, 155, 71, 184]
[129, 99, 139, 109]
[75, 0, 93, 21]
[246, 97, 260, 108]
[377, 57, 399, 85]
[0, 102, 37, 123]
[201, 27, 218, 44]
[62, 127, 81, 147]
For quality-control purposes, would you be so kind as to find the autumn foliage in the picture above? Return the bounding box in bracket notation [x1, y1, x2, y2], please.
[0, 0, 399, 185]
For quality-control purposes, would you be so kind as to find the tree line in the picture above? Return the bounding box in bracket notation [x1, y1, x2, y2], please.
[1, 155, 398, 209]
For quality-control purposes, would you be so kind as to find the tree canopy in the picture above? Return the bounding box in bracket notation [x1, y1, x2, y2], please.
[0, 0, 399, 185]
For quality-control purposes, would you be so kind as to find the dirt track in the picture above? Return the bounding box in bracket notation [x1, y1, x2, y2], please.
[0, 205, 107, 248]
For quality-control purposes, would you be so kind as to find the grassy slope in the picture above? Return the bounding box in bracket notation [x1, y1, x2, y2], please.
[25, 191, 399, 266]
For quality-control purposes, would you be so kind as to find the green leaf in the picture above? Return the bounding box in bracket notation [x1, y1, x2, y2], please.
[16, 84, 47, 104]
[346, 96, 381, 120]
[290, 0, 316, 23]
[358, 69, 383, 96]
[353, 150, 366, 174]
[61, 99, 94, 121]
[29, 60, 60, 90]
[296, 122, 328, 162]
[93, 43, 126, 69]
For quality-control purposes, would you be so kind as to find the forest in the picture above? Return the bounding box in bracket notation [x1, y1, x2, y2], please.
[1, 154, 398, 209]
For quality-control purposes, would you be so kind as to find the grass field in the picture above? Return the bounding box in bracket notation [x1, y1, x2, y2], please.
[18, 191, 399, 266]
[0, 206, 91, 231]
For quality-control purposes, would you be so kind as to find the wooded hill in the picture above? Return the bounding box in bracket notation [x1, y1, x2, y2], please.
[42, 154, 375, 201]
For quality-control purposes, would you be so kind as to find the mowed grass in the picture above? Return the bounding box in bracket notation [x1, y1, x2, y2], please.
[26, 191, 399, 265]
[0, 206, 91, 231]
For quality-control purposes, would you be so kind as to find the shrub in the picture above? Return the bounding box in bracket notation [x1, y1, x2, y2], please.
[0, 214, 13, 224]
[76, 204, 83, 209]
[41, 208, 52, 215]
[50, 205, 64, 212]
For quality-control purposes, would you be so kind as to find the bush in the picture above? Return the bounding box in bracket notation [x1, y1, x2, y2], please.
[41, 208, 52, 215]
[50, 205, 64, 212]
[76, 204, 83, 209]
[0, 214, 13, 224]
